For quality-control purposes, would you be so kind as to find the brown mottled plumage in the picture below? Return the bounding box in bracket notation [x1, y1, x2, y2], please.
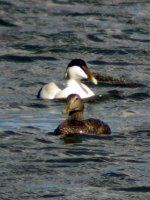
[54, 94, 111, 135]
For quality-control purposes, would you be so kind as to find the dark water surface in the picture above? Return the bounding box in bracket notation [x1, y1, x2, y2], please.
[0, 0, 150, 199]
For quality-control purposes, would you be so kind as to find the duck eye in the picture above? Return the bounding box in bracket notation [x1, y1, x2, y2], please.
[74, 97, 78, 102]
[74, 97, 79, 101]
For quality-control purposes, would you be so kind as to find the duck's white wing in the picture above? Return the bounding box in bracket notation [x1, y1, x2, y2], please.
[38, 82, 61, 99]
[55, 80, 95, 99]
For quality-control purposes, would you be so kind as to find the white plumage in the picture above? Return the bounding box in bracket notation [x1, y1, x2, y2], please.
[37, 59, 97, 99]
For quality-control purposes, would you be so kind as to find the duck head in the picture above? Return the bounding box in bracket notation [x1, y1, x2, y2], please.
[64, 59, 98, 84]
[63, 94, 84, 114]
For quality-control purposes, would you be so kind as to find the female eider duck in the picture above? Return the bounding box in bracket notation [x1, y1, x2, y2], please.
[37, 59, 98, 99]
[54, 94, 111, 135]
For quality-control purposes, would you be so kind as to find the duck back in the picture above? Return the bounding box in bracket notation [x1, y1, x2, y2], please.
[54, 118, 111, 135]
[84, 118, 111, 135]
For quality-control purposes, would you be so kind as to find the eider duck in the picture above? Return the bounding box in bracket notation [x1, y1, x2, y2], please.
[37, 59, 98, 99]
[54, 94, 111, 135]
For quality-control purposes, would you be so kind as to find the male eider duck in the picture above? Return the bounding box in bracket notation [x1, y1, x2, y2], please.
[37, 59, 98, 99]
[54, 94, 111, 135]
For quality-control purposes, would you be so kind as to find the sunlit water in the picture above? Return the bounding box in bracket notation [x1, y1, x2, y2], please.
[0, 0, 150, 199]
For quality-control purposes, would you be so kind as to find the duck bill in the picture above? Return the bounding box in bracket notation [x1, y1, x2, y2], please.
[62, 104, 70, 114]
[82, 65, 98, 85]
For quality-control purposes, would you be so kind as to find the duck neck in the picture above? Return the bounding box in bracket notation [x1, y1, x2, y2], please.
[66, 79, 81, 86]
[68, 111, 84, 121]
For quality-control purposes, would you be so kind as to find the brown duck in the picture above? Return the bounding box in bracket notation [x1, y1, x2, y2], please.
[54, 94, 111, 135]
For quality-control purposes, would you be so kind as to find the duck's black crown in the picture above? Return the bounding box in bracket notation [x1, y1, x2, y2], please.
[67, 59, 87, 68]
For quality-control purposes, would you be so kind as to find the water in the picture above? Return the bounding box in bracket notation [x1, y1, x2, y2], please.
[0, 0, 150, 199]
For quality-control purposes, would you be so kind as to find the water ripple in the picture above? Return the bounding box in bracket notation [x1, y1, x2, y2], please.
[114, 186, 150, 193]
[0, 55, 58, 62]
[0, 1, 150, 199]
[0, 19, 17, 27]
